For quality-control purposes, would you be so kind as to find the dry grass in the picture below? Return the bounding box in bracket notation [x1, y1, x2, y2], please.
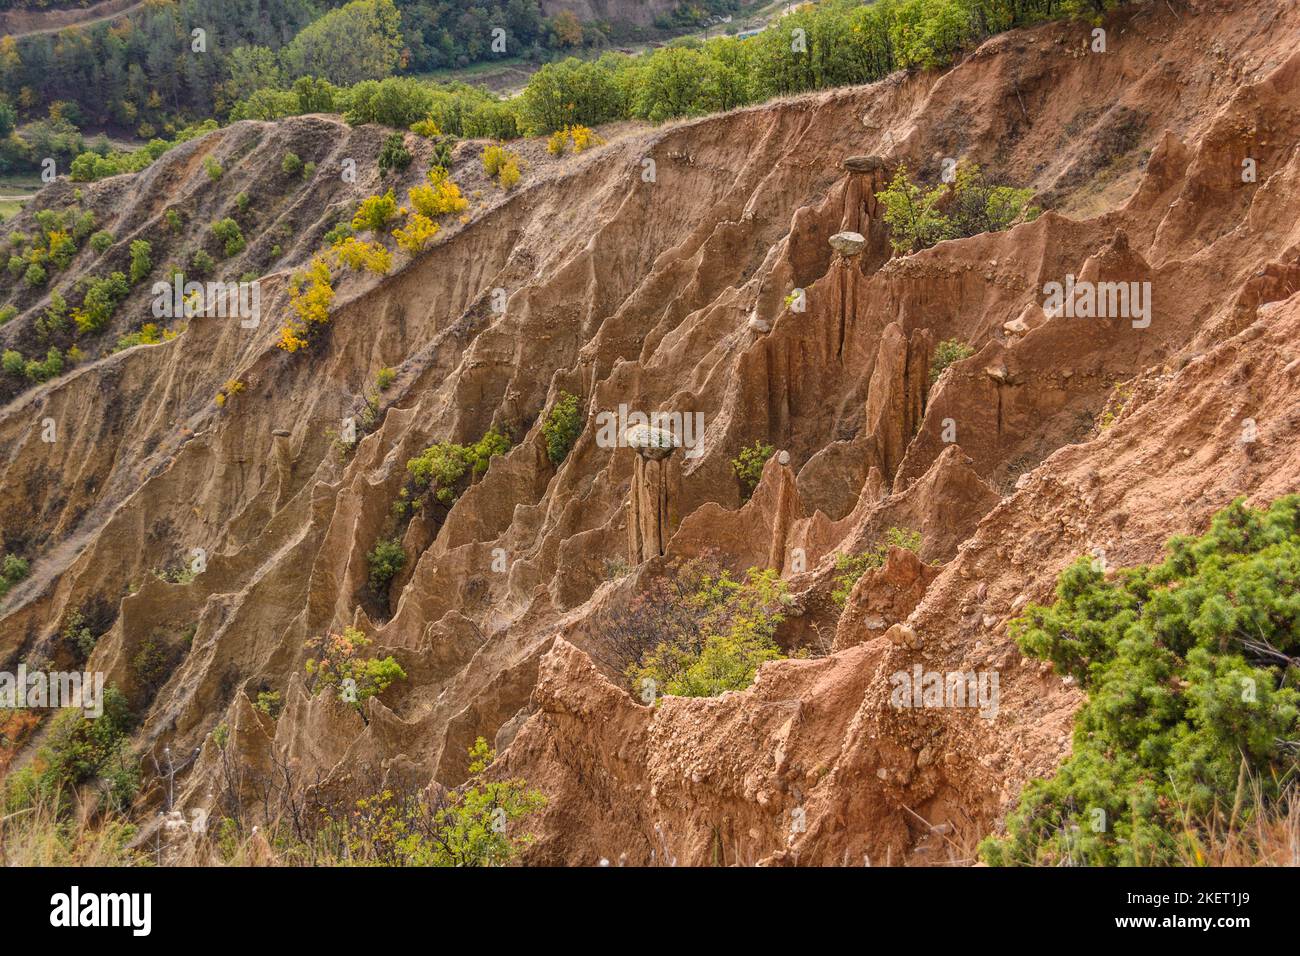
[1176, 779, 1300, 867]
[0, 795, 147, 866]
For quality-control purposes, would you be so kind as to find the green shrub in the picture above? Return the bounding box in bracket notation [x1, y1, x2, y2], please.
[375, 366, 396, 390]
[831, 528, 923, 605]
[877, 161, 1038, 254]
[351, 191, 399, 235]
[21, 347, 65, 383]
[0, 551, 30, 596]
[204, 156, 223, 181]
[731, 440, 775, 500]
[281, 152, 303, 176]
[929, 339, 974, 385]
[378, 132, 412, 175]
[305, 625, 406, 714]
[254, 690, 282, 719]
[211, 218, 246, 258]
[627, 565, 790, 699]
[0, 304, 16, 325]
[367, 537, 406, 592]
[339, 737, 544, 866]
[190, 249, 215, 277]
[128, 239, 152, 285]
[24, 262, 47, 287]
[131, 640, 169, 693]
[3, 686, 137, 814]
[542, 391, 582, 465]
[406, 428, 510, 506]
[981, 496, 1300, 866]
[1, 349, 24, 377]
[62, 609, 98, 661]
[74, 272, 129, 333]
[89, 230, 113, 254]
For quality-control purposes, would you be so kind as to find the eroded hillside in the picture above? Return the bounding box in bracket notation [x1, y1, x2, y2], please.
[2, 0, 1299, 865]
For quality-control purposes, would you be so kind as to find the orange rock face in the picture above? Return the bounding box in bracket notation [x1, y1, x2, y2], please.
[2, 0, 1300, 865]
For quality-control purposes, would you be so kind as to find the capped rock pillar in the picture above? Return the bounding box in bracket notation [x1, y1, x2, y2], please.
[626, 425, 681, 565]
[828, 230, 866, 359]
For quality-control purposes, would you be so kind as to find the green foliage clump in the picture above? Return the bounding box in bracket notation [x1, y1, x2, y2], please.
[1, 349, 23, 377]
[190, 249, 216, 277]
[281, 152, 303, 176]
[204, 156, 224, 182]
[929, 338, 975, 385]
[367, 537, 406, 593]
[831, 527, 923, 606]
[541, 391, 582, 465]
[338, 738, 544, 866]
[627, 565, 791, 700]
[282, 0, 404, 86]
[254, 690, 282, 719]
[128, 239, 152, 285]
[731, 440, 775, 500]
[62, 608, 98, 661]
[3, 686, 137, 814]
[85, 227, 111, 252]
[305, 625, 407, 714]
[0, 551, 30, 597]
[378, 132, 412, 175]
[211, 218, 246, 258]
[74, 271, 129, 333]
[375, 366, 396, 391]
[406, 428, 511, 506]
[982, 496, 1300, 866]
[130, 640, 170, 695]
[4, 344, 72, 384]
[0, 305, 15, 325]
[877, 161, 1039, 254]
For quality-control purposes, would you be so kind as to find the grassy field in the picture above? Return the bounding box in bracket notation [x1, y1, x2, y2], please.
[0, 173, 42, 224]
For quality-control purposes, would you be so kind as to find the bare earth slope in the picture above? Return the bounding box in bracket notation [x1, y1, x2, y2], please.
[2, 0, 1298, 865]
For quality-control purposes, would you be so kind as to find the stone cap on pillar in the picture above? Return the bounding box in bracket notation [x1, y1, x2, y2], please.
[624, 424, 679, 461]
[843, 155, 887, 174]
[271, 428, 292, 438]
[829, 231, 866, 257]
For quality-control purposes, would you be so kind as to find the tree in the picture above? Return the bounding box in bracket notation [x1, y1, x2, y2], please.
[636, 46, 710, 122]
[550, 10, 584, 48]
[876, 164, 952, 254]
[223, 46, 283, 104]
[282, 0, 405, 86]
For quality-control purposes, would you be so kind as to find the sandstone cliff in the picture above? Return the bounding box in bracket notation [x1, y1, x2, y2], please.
[2, 0, 1299, 865]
